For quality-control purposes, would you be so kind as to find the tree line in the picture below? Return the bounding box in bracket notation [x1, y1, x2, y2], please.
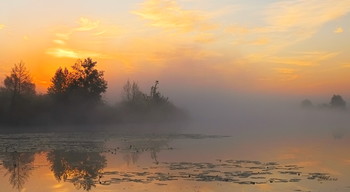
[301, 95, 347, 110]
[0, 58, 187, 129]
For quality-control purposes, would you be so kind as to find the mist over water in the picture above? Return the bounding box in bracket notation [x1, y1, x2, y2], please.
[1, 86, 349, 192]
[162, 87, 349, 140]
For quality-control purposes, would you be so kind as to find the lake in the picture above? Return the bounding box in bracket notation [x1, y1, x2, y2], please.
[0, 122, 349, 192]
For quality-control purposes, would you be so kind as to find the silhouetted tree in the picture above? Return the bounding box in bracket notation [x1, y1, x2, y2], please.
[47, 67, 70, 100]
[150, 80, 168, 104]
[330, 94, 346, 109]
[1, 62, 36, 124]
[48, 58, 107, 104]
[68, 58, 107, 103]
[3, 62, 35, 97]
[3, 62, 35, 110]
[45, 58, 108, 125]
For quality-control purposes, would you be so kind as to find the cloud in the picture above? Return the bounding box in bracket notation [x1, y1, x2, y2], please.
[268, 51, 339, 66]
[53, 39, 66, 45]
[76, 17, 100, 31]
[194, 33, 217, 43]
[0, 24, 5, 30]
[273, 67, 296, 74]
[133, 0, 216, 32]
[341, 64, 350, 68]
[46, 48, 79, 58]
[334, 27, 344, 33]
[46, 48, 107, 59]
[273, 67, 299, 81]
[47, 17, 122, 60]
[52, 17, 121, 42]
[265, 0, 350, 37]
[253, 38, 270, 45]
[226, 25, 251, 35]
[272, 68, 299, 81]
[227, 0, 350, 58]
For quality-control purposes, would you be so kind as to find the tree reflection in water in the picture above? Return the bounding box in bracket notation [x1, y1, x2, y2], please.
[47, 151, 106, 191]
[2, 152, 35, 191]
[120, 137, 171, 165]
[0, 134, 173, 191]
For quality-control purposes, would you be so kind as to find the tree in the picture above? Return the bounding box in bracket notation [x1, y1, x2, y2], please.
[149, 80, 168, 104]
[46, 58, 108, 125]
[48, 58, 107, 104]
[47, 67, 70, 97]
[2, 62, 36, 122]
[68, 58, 107, 103]
[3, 62, 35, 97]
[330, 94, 346, 109]
[122, 80, 146, 104]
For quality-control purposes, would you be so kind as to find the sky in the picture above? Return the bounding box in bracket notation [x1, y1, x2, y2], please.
[1, 0, 350, 102]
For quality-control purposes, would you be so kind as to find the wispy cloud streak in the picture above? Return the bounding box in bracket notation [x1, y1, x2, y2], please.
[133, 0, 216, 32]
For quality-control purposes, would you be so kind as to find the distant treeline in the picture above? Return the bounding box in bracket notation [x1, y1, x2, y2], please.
[301, 95, 347, 110]
[0, 58, 187, 130]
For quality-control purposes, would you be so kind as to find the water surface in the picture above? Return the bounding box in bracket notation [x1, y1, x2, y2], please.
[0, 127, 349, 192]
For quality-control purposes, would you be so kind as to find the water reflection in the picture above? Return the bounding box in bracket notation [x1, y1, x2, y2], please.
[0, 133, 345, 192]
[1, 152, 35, 191]
[0, 133, 174, 191]
[47, 150, 106, 191]
[116, 136, 171, 165]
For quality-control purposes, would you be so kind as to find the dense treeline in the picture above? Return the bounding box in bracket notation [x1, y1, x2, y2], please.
[0, 58, 187, 130]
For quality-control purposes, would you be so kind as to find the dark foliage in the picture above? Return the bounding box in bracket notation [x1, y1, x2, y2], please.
[46, 58, 109, 125]
[47, 67, 70, 101]
[48, 58, 107, 104]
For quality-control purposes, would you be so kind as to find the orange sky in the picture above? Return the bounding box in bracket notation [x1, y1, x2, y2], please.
[1, 0, 350, 99]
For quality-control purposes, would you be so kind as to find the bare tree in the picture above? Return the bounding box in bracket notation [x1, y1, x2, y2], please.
[3, 62, 36, 118]
[122, 80, 145, 104]
[4, 62, 35, 97]
[2, 152, 35, 191]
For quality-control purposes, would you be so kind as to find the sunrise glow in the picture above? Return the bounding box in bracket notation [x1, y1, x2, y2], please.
[1, 0, 350, 96]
